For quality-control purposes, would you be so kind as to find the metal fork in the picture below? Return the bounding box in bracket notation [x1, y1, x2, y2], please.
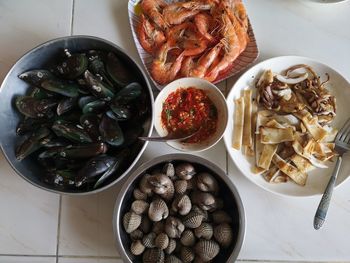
[314, 118, 350, 230]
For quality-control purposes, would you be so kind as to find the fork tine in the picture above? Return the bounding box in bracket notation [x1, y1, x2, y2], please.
[336, 118, 350, 142]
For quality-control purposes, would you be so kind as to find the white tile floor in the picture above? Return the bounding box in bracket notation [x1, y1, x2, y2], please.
[0, 0, 350, 262]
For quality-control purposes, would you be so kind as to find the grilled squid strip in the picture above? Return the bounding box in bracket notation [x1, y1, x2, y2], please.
[232, 97, 245, 150]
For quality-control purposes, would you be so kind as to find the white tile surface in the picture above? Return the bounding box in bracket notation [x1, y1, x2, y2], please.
[0, 256, 56, 263]
[58, 257, 122, 263]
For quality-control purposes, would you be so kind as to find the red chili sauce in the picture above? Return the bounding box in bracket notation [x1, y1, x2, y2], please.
[161, 87, 218, 143]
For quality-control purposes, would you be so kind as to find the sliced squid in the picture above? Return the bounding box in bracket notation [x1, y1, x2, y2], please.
[272, 154, 307, 186]
[260, 127, 295, 144]
[232, 97, 245, 150]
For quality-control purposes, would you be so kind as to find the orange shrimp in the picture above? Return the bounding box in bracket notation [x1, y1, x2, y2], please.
[150, 42, 185, 85]
[181, 42, 223, 78]
[137, 14, 166, 54]
[205, 13, 242, 82]
[194, 13, 217, 43]
[163, 1, 212, 26]
[141, 0, 168, 30]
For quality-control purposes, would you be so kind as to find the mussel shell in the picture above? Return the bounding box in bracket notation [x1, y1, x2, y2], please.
[113, 82, 142, 104]
[80, 113, 101, 141]
[16, 117, 47, 135]
[58, 142, 108, 159]
[19, 69, 54, 86]
[43, 169, 76, 187]
[41, 79, 79, 97]
[52, 120, 92, 143]
[15, 96, 57, 118]
[82, 99, 107, 114]
[30, 87, 52, 99]
[78, 96, 96, 109]
[84, 70, 114, 100]
[75, 154, 116, 187]
[106, 52, 133, 87]
[109, 105, 132, 121]
[57, 52, 88, 79]
[57, 97, 77, 116]
[99, 114, 124, 146]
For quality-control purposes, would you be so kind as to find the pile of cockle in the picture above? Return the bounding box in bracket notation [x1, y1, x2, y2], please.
[123, 161, 235, 262]
[15, 49, 150, 190]
[137, 0, 249, 85]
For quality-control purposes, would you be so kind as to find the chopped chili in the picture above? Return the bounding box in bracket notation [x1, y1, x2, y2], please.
[161, 87, 218, 143]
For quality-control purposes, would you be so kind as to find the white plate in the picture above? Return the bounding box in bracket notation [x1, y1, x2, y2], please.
[224, 56, 350, 197]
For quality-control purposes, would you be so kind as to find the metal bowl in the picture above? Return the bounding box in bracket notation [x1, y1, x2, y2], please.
[0, 35, 154, 195]
[113, 154, 246, 262]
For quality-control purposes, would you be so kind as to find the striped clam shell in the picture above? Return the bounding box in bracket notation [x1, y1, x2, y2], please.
[148, 198, 169, 222]
[194, 240, 220, 262]
[165, 216, 185, 238]
[183, 211, 203, 229]
[149, 173, 175, 201]
[131, 200, 149, 215]
[194, 222, 213, 240]
[180, 246, 195, 263]
[130, 229, 144, 241]
[171, 194, 192, 216]
[180, 229, 196, 247]
[152, 221, 165, 234]
[174, 180, 187, 195]
[162, 162, 175, 178]
[142, 232, 156, 248]
[175, 162, 196, 180]
[196, 172, 219, 193]
[164, 238, 176, 254]
[142, 248, 165, 263]
[186, 177, 197, 190]
[191, 205, 209, 222]
[133, 187, 148, 200]
[213, 223, 233, 247]
[165, 255, 182, 263]
[155, 232, 169, 250]
[140, 173, 153, 195]
[139, 215, 152, 233]
[191, 191, 216, 211]
[123, 211, 141, 233]
[212, 210, 232, 224]
[130, 239, 145, 256]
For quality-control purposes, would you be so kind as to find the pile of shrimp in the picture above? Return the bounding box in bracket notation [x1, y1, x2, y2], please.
[137, 0, 249, 85]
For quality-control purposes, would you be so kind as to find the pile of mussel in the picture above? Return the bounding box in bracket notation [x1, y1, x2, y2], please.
[15, 49, 150, 190]
[123, 161, 236, 262]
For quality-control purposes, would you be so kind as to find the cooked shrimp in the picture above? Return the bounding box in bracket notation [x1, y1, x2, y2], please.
[194, 13, 217, 43]
[137, 14, 166, 54]
[181, 42, 223, 78]
[163, 1, 212, 26]
[150, 42, 185, 85]
[233, 2, 249, 32]
[205, 13, 241, 82]
[141, 0, 168, 29]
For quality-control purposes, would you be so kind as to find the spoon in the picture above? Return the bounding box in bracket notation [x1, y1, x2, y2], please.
[139, 128, 201, 142]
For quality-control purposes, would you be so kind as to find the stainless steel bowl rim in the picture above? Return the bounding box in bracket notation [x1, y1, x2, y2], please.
[113, 153, 246, 262]
[0, 35, 154, 195]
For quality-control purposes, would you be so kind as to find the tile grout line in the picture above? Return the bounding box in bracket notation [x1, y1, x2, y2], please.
[70, 0, 75, 35]
[56, 195, 62, 263]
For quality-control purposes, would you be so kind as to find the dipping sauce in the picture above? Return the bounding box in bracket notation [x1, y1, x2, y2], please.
[161, 87, 218, 143]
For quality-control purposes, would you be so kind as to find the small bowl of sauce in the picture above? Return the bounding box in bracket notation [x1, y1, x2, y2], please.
[155, 78, 228, 152]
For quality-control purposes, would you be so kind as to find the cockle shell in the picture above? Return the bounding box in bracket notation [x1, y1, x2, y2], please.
[194, 222, 213, 240]
[164, 238, 176, 254]
[131, 200, 149, 215]
[140, 215, 152, 233]
[180, 246, 195, 263]
[191, 205, 209, 222]
[152, 221, 165, 234]
[165, 216, 185, 238]
[191, 191, 216, 211]
[214, 223, 233, 247]
[180, 229, 196, 247]
[183, 211, 203, 229]
[148, 198, 169, 222]
[174, 180, 187, 195]
[130, 239, 145, 255]
[165, 255, 182, 263]
[162, 162, 175, 178]
[186, 177, 197, 190]
[175, 162, 196, 180]
[142, 248, 165, 263]
[130, 229, 144, 241]
[196, 172, 219, 193]
[194, 240, 220, 262]
[123, 211, 141, 233]
[148, 173, 175, 200]
[140, 174, 153, 195]
[171, 194, 192, 216]
[212, 210, 232, 224]
[133, 188, 148, 200]
[155, 232, 169, 250]
[142, 232, 156, 248]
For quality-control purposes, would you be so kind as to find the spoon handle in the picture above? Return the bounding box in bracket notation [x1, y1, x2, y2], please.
[314, 155, 342, 230]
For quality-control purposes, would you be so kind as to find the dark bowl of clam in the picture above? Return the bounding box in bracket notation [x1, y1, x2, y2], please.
[0, 35, 154, 194]
[113, 154, 246, 263]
